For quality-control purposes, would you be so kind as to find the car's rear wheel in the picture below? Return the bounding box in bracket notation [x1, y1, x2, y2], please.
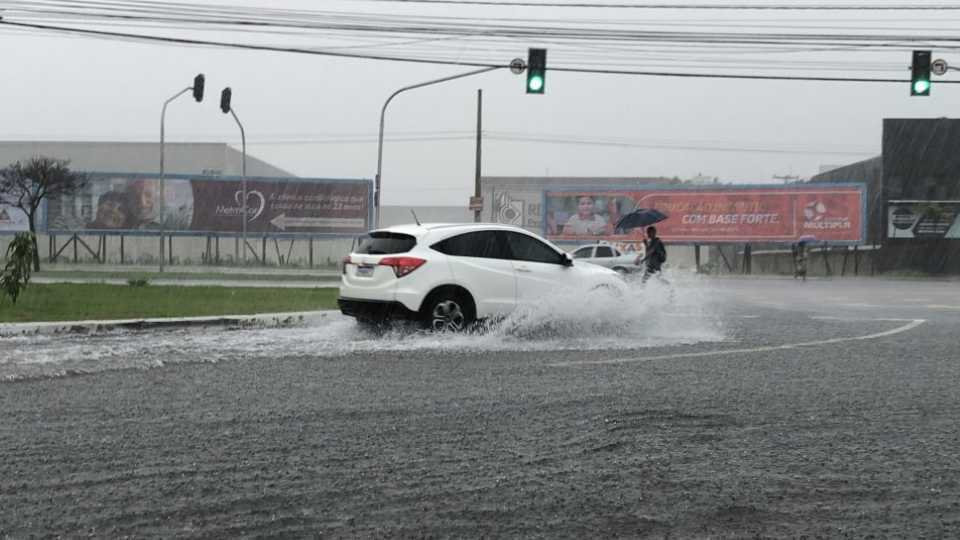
[421, 289, 475, 332]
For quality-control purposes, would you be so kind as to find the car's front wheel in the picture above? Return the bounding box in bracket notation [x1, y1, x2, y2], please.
[421, 290, 475, 332]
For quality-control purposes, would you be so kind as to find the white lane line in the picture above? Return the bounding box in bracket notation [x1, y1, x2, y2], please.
[665, 314, 760, 319]
[549, 318, 926, 368]
[810, 316, 920, 322]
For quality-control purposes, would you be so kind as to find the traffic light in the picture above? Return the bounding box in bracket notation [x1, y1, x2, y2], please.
[526, 48, 546, 94]
[220, 87, 232, 113]
[192, 74, 205, 102]
[911, 50, 931, 96]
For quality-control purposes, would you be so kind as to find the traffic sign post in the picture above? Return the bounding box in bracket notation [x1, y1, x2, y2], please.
[932, 58, 949, 76]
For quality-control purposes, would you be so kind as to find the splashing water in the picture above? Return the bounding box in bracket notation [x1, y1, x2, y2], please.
[0, 271, 724, 382]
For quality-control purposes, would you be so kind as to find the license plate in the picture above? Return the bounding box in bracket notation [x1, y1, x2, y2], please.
[355, 265, 375, 277]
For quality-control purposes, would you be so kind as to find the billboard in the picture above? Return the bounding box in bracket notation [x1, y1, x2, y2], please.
[888, 201, 960, 239]
[45, 173, 372, 236]
[545, 185, 865, 244]
[0, 203, 30, 233]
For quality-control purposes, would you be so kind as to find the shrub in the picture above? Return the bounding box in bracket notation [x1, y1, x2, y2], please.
[1, 232, 36, 304]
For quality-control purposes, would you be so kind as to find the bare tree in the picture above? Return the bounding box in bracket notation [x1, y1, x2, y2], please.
[0, 157, 88, 271]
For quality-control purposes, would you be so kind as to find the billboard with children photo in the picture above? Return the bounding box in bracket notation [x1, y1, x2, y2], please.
[44, 173, 372, 236]
[545, 184, 865, 244]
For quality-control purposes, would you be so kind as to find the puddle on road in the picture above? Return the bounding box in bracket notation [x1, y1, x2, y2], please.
[1, 272, 724, 381]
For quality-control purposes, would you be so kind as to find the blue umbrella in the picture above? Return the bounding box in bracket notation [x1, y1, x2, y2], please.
[614, 208, 668, 233]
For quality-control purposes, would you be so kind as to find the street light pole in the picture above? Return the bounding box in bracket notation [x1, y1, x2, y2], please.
[375, 66, 499, 228]
[229, 107, 247, 264]
[474, 88, 482, 223]
[159, 88, 189, 273]
[159, 74, 204, 272]
[220, 87, 248, 264]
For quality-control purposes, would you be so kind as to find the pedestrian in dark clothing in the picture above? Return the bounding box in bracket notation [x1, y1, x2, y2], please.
[792, 241, 808, 281]
[635, 226, 667, 282]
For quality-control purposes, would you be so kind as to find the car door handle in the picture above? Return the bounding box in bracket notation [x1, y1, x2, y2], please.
[516, 266, 532, 273]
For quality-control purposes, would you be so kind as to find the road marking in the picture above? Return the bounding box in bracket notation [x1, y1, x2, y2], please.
[810, 316, 921, 322]
[665, 314, 760, 319]
[549, 318, 926, 368]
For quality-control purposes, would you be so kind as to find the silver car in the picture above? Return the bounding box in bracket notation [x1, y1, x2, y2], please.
[570, 243, 644, 274]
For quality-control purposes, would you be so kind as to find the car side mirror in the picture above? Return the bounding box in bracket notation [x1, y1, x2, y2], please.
[562, 253, 574, 267]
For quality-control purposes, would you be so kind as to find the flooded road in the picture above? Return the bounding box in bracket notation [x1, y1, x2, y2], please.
[2, 277, 958, 537]
[1, 273, 719, 382]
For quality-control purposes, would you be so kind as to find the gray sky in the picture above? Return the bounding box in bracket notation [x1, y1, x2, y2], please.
[1, 0, 959, 205]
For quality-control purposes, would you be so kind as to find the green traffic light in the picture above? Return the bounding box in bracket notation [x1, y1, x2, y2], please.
[528, 75, 544, 92]
[913, 79, 930, 94]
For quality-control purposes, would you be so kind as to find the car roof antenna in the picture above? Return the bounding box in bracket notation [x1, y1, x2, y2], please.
[410, 209, 422, 226]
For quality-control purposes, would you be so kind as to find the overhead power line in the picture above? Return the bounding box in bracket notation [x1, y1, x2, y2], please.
[8, 2, 960, 46]
[359, 0, 960, 9]
[0, 129, 878, 155]
[4, 19, 960, 84]
[484, 132, 876, 155]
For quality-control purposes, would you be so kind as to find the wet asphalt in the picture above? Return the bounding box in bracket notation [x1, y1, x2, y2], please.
[1, 277, 959, 538]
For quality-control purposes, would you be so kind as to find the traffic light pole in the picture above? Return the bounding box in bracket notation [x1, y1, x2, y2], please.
[228, 108, 248, 264]
[158, 86, 192, 273]
[375, 66, 499, 227]
[475, 88, 482, 223]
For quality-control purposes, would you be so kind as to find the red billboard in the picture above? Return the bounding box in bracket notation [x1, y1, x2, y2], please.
[545, 185, 865, 244]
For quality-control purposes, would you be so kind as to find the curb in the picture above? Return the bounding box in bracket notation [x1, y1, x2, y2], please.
[0, 310, 340, 338]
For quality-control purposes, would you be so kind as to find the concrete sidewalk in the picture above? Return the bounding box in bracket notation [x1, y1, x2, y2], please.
[0, 310, 340, 337]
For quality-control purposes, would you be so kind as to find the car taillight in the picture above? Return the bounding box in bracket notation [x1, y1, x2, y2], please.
[379, 256, 426, 278]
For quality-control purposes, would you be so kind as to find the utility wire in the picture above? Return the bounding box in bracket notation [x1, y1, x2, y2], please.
[356, 1, 960, 10]
[1, 130, 877, 155]
[485, 133, 876, 155]
[4, 19, 960, 84]
[9, 1, 960, 44]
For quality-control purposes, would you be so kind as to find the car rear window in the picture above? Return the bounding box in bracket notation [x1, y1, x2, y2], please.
[431, 231, 509, 259]
[355, 232, 416, 254]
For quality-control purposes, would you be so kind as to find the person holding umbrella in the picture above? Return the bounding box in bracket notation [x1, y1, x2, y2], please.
[635, 226, 667, 282]
[614, 207, 669, 282]
[792, 235, 815, 281]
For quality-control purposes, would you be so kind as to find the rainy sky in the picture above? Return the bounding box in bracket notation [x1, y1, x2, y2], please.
[1, 0, 958, 205]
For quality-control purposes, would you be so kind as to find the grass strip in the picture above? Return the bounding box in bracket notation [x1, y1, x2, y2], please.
[0, 283, 339, 323]
[34, 270, 338, 282]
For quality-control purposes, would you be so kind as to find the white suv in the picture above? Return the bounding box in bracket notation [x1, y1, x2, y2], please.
[338, 223, 626, 330]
